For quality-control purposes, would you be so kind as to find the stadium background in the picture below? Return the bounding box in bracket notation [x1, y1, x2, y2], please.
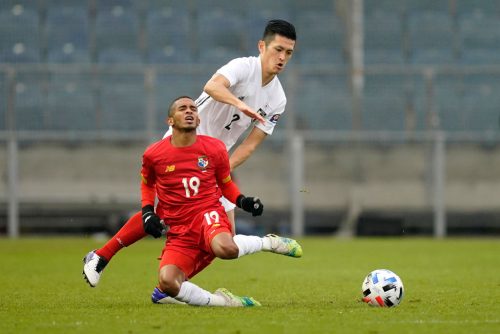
[1, 0, 500, 238]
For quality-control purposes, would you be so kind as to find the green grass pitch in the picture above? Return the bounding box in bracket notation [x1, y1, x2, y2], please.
[1, 237, 499, 334]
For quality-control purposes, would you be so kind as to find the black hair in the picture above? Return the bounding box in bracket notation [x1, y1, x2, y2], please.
[262, 19, 296, 44]
[168, 95, 193, 116]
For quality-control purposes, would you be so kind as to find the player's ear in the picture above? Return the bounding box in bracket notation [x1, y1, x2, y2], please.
[258, 40, 265, 53]
[166, 116, 174, 126]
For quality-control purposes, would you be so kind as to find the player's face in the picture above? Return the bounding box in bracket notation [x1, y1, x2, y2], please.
[259, 34, 295, 76]
[168, 98, 199, 131]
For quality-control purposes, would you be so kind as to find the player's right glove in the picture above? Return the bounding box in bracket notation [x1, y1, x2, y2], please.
[141, 205, 164, 238]
[236, 195, 264, 217]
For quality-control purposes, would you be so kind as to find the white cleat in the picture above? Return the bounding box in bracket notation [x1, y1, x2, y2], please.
[82, 250, 108, 287]
[214, 288, 261, 307]
[263, 234, 303, 258]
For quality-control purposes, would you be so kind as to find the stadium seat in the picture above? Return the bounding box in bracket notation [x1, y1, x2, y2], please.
[461, 74, 500, 131]
[95, 6, 142, 64]
[0, 72, 6, 129]
[154, 73, 206, 131]
[363, 74, 414, 131]
[0, 6, 40, 63]
[364, 10, 405, 64]
[13, 74, 46, 130]
[432, 74, 466, 131]
[245, 0, 293, 53]
[145, 6, 193, 64]
[297, 75, 353, 130]
[196, 8, 247, 64]
[455, 0, 500, 18]
[295, 11, 344, 64]
[459, 13, 500, 64]
[46, 74, 96, 130]
[407, 11, 455, 64]
[45, 7, 90, 63]
[364, 0, 406, 16]
[98, 74, 146, 130]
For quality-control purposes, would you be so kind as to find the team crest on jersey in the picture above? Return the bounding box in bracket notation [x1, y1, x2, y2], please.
[197, 156, 209, 170]
[270, 114, 280, 124]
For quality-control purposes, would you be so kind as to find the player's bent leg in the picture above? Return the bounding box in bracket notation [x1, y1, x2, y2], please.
[82, 250, 108, 287]
[262, 234, 303, 258]
[210, 232, 239, 259]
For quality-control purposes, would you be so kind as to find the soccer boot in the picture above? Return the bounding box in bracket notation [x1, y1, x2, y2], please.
[151, 287, 186, 305]
[263, 234, 303, 258]
[82, 250, 108, 287]
[214, 288, 261, 307]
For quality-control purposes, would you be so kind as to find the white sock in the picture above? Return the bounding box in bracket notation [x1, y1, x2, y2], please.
[233, 234, 264, 257]
[175, 281, 226, 306]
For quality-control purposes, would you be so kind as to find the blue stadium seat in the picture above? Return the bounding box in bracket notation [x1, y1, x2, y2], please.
[245, 0, 293, 53]
[408, 11, 455, 64]
[459, 13, 500, 64]
[405, 0, 451, 13]
[432, 74, 465, 131]
[154, 73, 206, 131]
[196, 8, 247, 64]
[455, 0, 500, 18]
[297, 75, 352, 130]
[364, 10, 405, 64]
[46, 74, 96, 130]
[364, 0, 406, 16]
[461, 74, 500, 131]
[45, 7, 90, 63]
[145, 6, 193, 64]
[14, 74, 46, 130]
[95, 6, 142, 64]
[363, 74, 414, 131]
[0, 72, 6, 129]
[0, 6, 40, 63]
[295, 11, 344, 64]
[98, 74, 146, 130]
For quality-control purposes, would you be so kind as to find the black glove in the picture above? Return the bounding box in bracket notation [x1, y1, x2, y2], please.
[142, 205, 164, 238]
[236, 195, 264, 217]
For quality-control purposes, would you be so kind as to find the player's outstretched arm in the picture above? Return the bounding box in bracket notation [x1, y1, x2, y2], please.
[229, 127, 267, 171]
[204, 74, 265, 124]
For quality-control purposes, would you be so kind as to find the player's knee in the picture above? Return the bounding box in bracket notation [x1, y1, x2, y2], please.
[158, 273, 181, 297]
[214, 242, 239, 259]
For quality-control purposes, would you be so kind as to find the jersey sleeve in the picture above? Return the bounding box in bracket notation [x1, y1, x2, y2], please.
[216, 57, 250, 88]
[140, 151, 156, 207]
[255, 98, 286, 135]
[213, 140, 242, 204]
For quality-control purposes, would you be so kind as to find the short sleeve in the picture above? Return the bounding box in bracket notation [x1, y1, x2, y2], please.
[216, 57, 251, 88]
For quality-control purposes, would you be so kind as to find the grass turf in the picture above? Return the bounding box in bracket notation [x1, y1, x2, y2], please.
[0, 237, 499, 334]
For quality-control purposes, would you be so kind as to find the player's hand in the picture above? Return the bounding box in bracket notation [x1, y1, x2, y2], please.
[236, 195, 264, 216]
[141, 205, 164, 238]
[238, 104, 266, 125]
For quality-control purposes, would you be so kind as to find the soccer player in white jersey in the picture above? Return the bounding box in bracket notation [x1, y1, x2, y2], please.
[83, 19, 298, 291]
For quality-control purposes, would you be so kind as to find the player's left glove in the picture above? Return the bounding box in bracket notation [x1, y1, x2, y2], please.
[142, 205, 164, 238]
[236, 195, 264, 217]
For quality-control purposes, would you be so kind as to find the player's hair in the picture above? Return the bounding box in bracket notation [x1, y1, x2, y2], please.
[262, 19, 296, 45]
[168, 95, 193, 116]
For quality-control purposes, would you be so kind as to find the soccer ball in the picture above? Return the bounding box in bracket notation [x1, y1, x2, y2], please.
[361, 269, 404, 307]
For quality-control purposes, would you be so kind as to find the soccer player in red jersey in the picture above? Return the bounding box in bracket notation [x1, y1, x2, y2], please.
[144, 96, 268, 306]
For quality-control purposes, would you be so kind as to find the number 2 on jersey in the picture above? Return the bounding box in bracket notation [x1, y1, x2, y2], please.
[182, 177, 200, 197]
[224, 114, 240, 130]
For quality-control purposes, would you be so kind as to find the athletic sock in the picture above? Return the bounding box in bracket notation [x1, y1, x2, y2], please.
[95, 211, 147, 261]
[233, 234, 264, 258]
[175, 281, 226, 306]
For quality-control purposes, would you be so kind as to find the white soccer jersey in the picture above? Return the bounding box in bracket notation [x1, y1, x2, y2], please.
[164, 56, 286, 151]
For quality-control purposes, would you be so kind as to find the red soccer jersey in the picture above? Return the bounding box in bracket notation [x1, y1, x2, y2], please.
[141, 135, 232, 224]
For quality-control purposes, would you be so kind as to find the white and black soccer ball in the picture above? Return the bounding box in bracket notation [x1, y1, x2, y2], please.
[361, 269, 404, 307]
